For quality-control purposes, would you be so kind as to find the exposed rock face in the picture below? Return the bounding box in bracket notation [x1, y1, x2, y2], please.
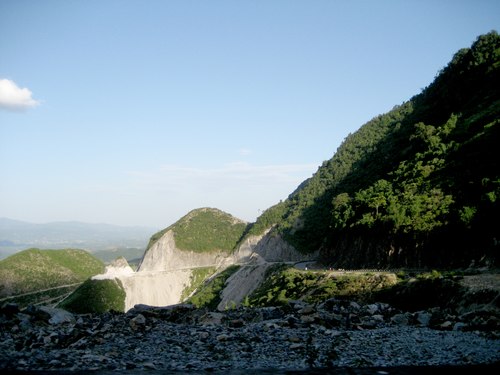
[215, 229, 316, 310]
[250, 230, 317, 262]
[228, 234, 261, 264]
[217, 264, 272, 310]
[232, 228, 316, 264]
[120, 270, 192, 312]
[139, 226, 313, 274]
[89, 248, 196, 312]
[138, 231, 227, 272]
[92, 257, 134, 280]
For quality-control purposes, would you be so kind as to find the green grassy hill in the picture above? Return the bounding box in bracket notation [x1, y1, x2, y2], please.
[249, 31, 500, 269]
[57, 278, 126, 313]
[0, 248, 104, 306]
[147, 207, 248, 253]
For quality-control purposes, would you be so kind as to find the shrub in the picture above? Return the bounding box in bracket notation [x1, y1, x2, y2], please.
[58, 278, 125, 313]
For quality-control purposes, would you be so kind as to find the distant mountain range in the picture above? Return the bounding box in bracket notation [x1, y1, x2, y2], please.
[0, 218, 157, 259]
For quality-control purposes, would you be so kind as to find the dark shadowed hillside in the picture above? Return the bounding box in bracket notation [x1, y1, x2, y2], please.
[250, 31, 500, 269]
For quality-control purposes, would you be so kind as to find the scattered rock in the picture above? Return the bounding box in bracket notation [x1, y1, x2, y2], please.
[0, 291, 499, 372]
[39, 307, 75, 325]
[142, 361, 156, 370]
[129, 314, 146, 330]
[298, 305, 315, 315]
[416, 311, 432, 326]
[216, 333, 230, 342]
[390, 313, 409, 325]
[1, 303, 20, 317]
[199, 312, 225, 326]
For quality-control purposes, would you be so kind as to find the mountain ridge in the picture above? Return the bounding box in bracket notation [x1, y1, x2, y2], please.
[248, 31, 500, 269]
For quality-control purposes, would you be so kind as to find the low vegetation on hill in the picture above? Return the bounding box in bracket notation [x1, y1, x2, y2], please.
[186, 265, 241, 309]
[180, 266, 217, 301]
[245, 265, 398, 307]
[147, 208, 248, 253]
[58, 278, 126, 313]
[0, 248, 104, 307]
[228, 265, 498, 317]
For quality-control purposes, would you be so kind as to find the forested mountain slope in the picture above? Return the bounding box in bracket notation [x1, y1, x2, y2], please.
[250, 31, 500, 269]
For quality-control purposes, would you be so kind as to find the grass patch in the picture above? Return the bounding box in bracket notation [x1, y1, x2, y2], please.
[180, 266, 217, 301]
[186, 265, 240, 309]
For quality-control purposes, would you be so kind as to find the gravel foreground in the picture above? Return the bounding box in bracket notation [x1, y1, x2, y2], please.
[2, 365, 500, 375]
[1, 299, 499, 374]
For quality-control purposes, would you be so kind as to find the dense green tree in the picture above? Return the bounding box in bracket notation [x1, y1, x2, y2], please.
[248, 31, 500, 268]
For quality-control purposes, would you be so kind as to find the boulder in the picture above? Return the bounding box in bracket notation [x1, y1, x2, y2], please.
[39, 307, 76, 325]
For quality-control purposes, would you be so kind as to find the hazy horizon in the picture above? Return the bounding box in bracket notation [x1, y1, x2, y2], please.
[1, 0, 499, 228]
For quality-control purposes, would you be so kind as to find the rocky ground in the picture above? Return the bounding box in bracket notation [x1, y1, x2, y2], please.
[1, 269, 499, 374]
[1, 290, 499, 374]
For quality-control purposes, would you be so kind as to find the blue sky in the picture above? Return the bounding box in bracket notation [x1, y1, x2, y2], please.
[0, 0, 499, 229]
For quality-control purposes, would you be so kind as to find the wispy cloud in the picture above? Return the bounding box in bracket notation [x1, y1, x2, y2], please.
[0, 78, 40, 111]
[82, 162, 317, 225]
[127, 162, 317, 194]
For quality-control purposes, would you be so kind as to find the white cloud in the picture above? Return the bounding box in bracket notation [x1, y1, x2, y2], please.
[128, 162, 316, 193]
[0, 78, 40, 111]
